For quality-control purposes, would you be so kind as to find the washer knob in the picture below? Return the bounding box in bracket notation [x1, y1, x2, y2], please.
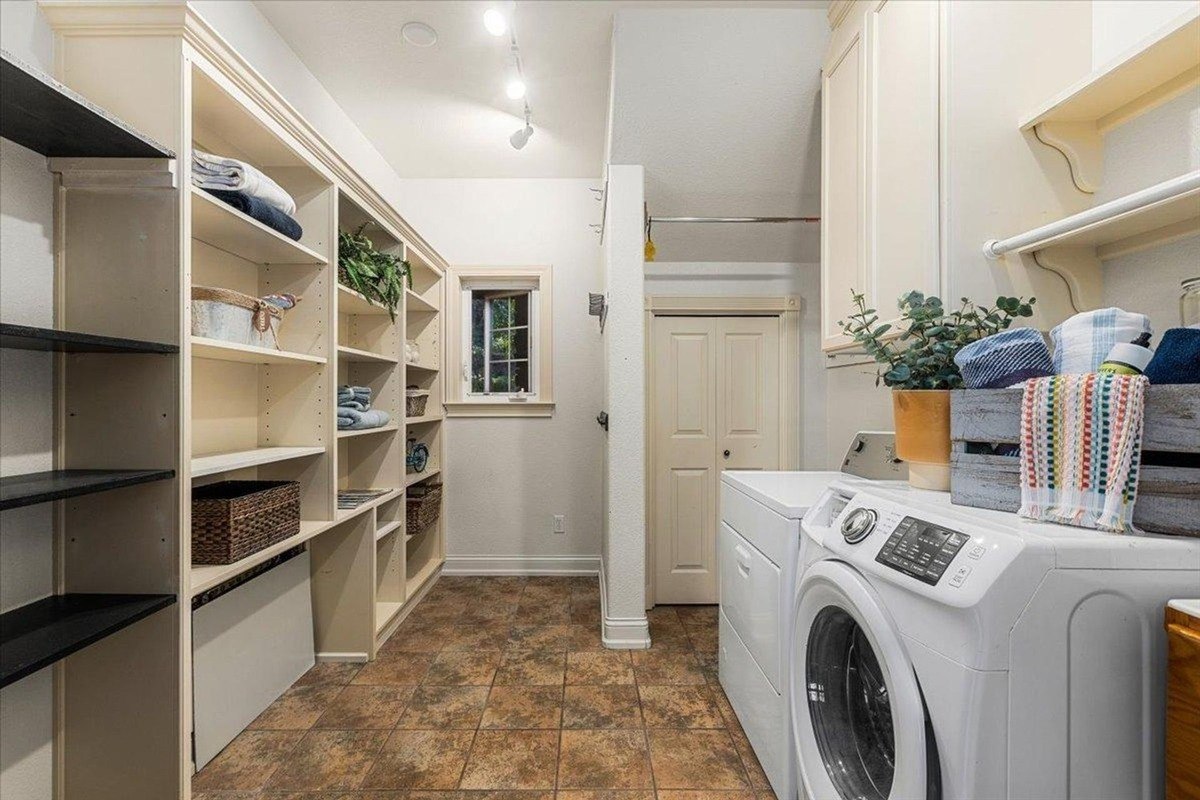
[841, 508, 878, 544]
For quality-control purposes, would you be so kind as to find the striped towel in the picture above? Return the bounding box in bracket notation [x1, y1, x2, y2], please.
[1050, 308, 1151, 374]
[1018, 373, 1148, 533]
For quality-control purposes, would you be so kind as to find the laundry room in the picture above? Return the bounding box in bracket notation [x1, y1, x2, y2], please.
[0, 1, 1198, 798]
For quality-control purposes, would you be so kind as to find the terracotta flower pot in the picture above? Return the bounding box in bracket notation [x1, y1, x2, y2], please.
[892, 389, 952, 491]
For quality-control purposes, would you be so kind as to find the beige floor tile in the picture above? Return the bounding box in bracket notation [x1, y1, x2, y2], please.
[687, 626, 719, 653]
[565, 623, 605, 651]
[557, 730, 653, 789]
[562, 685, 643, 729]
[566, 651, 634, 686]
[459, 729, 559, 789]
[656, 792, 756, 800]
[397, 685, 489, 729]
[313, 685, 414, 729]
[647, 730, 749, 790]
[423, 649, 502, 686]
[264, 729, 386, 791]
[638, 685, 724, 728]
[292, 662, 362, 687]
[676, 607, 718, 627]
[480, 685, 563, 729]
[630, 651, 707, 686]
[381, 622, 456, 653]
[555, 792, 654, 800]
[493, 649, 567, 686]
[361, 729, 475, 790]
[247, 685, 343, 731]
[192, 729, 304, 791]
[352, 652, 435, 686]
[505, 624, 571, 651]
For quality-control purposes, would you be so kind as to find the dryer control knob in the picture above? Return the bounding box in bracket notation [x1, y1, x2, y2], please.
[841, 508, 878, 544]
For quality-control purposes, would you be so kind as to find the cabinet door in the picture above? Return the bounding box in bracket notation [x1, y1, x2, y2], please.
[866, 0, 941, 329]
[820, 26, 866, 350]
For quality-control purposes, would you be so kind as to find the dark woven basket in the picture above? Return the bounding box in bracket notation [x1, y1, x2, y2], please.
[406, 483, 442, 532]
[192, 480, 301, 565]
[405, 392, 429, 417]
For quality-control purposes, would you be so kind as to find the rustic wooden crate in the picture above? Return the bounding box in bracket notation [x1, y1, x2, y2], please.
[950, 385, 1200, 536]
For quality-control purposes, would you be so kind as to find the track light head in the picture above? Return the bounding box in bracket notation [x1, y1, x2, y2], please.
[510, 124, 534, 150]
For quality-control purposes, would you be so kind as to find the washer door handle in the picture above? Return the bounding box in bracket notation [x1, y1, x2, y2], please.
[734, 544, 752, 576]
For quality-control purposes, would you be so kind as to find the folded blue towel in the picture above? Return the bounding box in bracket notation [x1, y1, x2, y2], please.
[347, 409, 391, 430]
[203, 188, 303, 241]
[1145, 328, 1200, 384]
[954, 328, 1054, 389]
[337, 415, 354, 429]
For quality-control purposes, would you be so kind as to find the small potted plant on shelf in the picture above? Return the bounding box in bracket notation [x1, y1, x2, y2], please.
[839, 290, 1035, 490]
[338, 224, 411, 321]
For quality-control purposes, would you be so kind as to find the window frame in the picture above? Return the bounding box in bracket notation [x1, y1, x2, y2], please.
[446, 265, 554, 417]
[464, 284, 538, 398]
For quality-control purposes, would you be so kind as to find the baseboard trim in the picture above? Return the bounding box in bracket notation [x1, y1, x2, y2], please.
[442, 554, 601, 576]
[315, 652, 368, 663]
[599, 557, 651, 650]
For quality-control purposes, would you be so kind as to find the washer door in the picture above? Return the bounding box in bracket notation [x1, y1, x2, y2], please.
[790, 560, 933, 800]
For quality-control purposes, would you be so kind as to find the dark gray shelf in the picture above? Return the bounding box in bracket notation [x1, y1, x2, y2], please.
[1, 50, 173, 159]
[0, 323, 178, 354]
[0, 594, 176, 688]
[0, 469, 176, 511]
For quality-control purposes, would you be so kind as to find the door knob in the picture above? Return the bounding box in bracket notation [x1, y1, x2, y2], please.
[723, 450, 731, 459]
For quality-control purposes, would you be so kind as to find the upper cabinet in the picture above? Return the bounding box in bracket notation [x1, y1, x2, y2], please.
[822, 0, 941, 352]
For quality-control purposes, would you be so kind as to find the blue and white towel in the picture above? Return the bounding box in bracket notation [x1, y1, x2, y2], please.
[192, 149, 296, 215]
[1050, 308, 1151, 375]
[954, 327, 1053, 389]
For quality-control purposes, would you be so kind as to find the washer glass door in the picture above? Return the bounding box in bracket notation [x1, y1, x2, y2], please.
[806, 606, 894, 799]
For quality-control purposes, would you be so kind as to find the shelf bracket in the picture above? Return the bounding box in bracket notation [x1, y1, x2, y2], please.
[1033, 122, 1103, 195]
[1032, 246, 1104, 314]
[48, 157, 178, 189]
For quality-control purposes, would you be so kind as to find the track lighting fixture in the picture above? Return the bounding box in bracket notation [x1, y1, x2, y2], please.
[483, 8, 507, 36]
[506, 79, 527, 100]
[510, 107, 533, 150]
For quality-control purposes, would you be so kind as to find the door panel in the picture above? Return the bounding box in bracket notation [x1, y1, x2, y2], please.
[719, 317, 781, 473]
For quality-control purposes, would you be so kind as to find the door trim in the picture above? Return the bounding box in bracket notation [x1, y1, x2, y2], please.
[644, 295, 802, 608]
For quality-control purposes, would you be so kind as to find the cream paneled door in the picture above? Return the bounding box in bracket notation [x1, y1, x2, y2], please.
[653, 316, 781, 603]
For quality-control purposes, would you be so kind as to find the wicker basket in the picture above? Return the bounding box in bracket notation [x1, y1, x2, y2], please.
[405, 389, 430, 418]
[406, 482, 442, 532]
[192, 285, 284, 350]
[192, 480, 301, 565]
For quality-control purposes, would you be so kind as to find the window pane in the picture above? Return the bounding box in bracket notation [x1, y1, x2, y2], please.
[513, 292, 529, 326]
[512, 326, 529, 359]
[490, 329, 512, 360]
[490, 365, 510, 393]
[512, 361, 530, 392]
[471, 294, 486, 392]
[491, 296, 512, 328]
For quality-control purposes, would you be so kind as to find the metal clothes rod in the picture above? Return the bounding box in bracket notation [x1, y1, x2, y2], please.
[649, 216, 820, 223]
[982, 170, 1200, 258]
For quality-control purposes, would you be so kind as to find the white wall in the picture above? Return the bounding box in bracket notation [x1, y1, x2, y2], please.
[0, 3, 57, 798]
[391, 179, 605, 571]
[644, 261, 827, 469]
[607, 7, 827, 263]
[1092, 0, 1197, 65]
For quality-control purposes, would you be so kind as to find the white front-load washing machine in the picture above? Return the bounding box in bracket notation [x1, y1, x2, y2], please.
[719, 471, 866, 800]
[790, 480, 1200, 800]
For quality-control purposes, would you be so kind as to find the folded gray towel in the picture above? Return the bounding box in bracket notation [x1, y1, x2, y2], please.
[347, 409, 391, 430]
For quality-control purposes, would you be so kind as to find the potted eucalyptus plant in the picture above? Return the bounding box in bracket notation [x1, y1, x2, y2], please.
[839, 290, 1035, 490]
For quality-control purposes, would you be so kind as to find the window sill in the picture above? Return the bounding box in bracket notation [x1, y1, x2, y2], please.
[445, 400, 555, 418]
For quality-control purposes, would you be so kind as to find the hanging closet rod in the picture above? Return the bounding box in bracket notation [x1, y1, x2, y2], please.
[649, 216, 820, 224]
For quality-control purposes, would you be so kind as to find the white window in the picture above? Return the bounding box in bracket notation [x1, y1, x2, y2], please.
[447, 266, 553, 417]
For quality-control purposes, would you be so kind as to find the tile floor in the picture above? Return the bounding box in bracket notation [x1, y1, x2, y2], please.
[193, 575, 776, 799]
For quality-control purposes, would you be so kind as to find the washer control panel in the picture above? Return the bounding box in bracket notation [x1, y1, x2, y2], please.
[874, 516, 970, 586]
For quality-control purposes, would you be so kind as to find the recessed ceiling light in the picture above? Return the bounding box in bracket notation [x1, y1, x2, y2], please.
[484, 8, 507, 37]
[401, 21, 438, 47]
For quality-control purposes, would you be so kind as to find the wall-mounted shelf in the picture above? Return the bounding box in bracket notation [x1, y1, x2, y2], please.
[337, 424, 400, 439]
[1020, 8, 1200, 193]
[406, 414, 444, 426]
[191, 336, 326, 366]
[338, 344, 398, 364]
[1, 323, 177, 354]
[0, 51, 173, 158]
[191, 187, 327, 266]
[375, 520, 403, 542]
[984, 170, 1200, 310]
[191, 446, 325, 478]
[337, 284, 391, 316]
[190, 520, 335, 595]
[1, 469, 175, 511]
[0, 594, 176, 689]
[405, 288, 438, 314]
[405, 467, 441, 488]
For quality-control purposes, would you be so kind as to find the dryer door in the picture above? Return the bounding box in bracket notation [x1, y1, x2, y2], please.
[789, 560, 937, 800]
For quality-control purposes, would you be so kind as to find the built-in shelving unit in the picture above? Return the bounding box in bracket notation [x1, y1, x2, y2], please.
[190, 519, 336, 595]
[337, 423, 401, 439]
[406, 287, 438, 313]
[191, 336, 327, 365]
[0, 323, 178, 353]
[338, 343, 399, 364]
[338, 284, 390, 316]
[191, 186, 328, 266]
[190, 446, 325, 478]
[406, 466, 442, 488]
[0, 594, 177, 689]
[1020, 8, 1200, 193]
[0, 468, 176, 511]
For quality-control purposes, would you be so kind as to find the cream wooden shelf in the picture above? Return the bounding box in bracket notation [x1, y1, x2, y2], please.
[192, 337, 326, 366]
[338, 344, 399, 364]
[406, 556, 442, 596]
[375, 601, 403, 634]
[405, 360, 439, 373]
[405, 521, 434, 544]
[406, 288, 438, 314]
[406, 414, 444, 426]
[405, 467, 441, 488]
[1020, 8, 1200, 192]
[191, 446, 325, 478]
[190, 519, 335, 595]
[338, 284, 391, 316]
[337, 424, 400, 440]
[375, 520, 403, 542]
[336, 487, 403, 521]
[191, 187, 327, 266]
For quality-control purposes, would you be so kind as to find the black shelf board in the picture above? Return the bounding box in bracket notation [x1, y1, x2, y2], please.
[1, 50, 173, 159]
[0, 323, 178, 354]
[0, 593, 176, 688]
[0, 469, 176, 511]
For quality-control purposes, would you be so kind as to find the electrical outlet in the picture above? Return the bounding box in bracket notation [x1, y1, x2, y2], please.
[553, 515, 566, 534]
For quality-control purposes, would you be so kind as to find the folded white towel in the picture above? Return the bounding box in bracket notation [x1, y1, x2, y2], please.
[1050, 307, 1151, 375]
[191, 148, 296, 216]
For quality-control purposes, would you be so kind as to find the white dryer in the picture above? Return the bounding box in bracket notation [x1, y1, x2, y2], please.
[790, 480, 1200, 800]
[719, 471, 864, 800]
